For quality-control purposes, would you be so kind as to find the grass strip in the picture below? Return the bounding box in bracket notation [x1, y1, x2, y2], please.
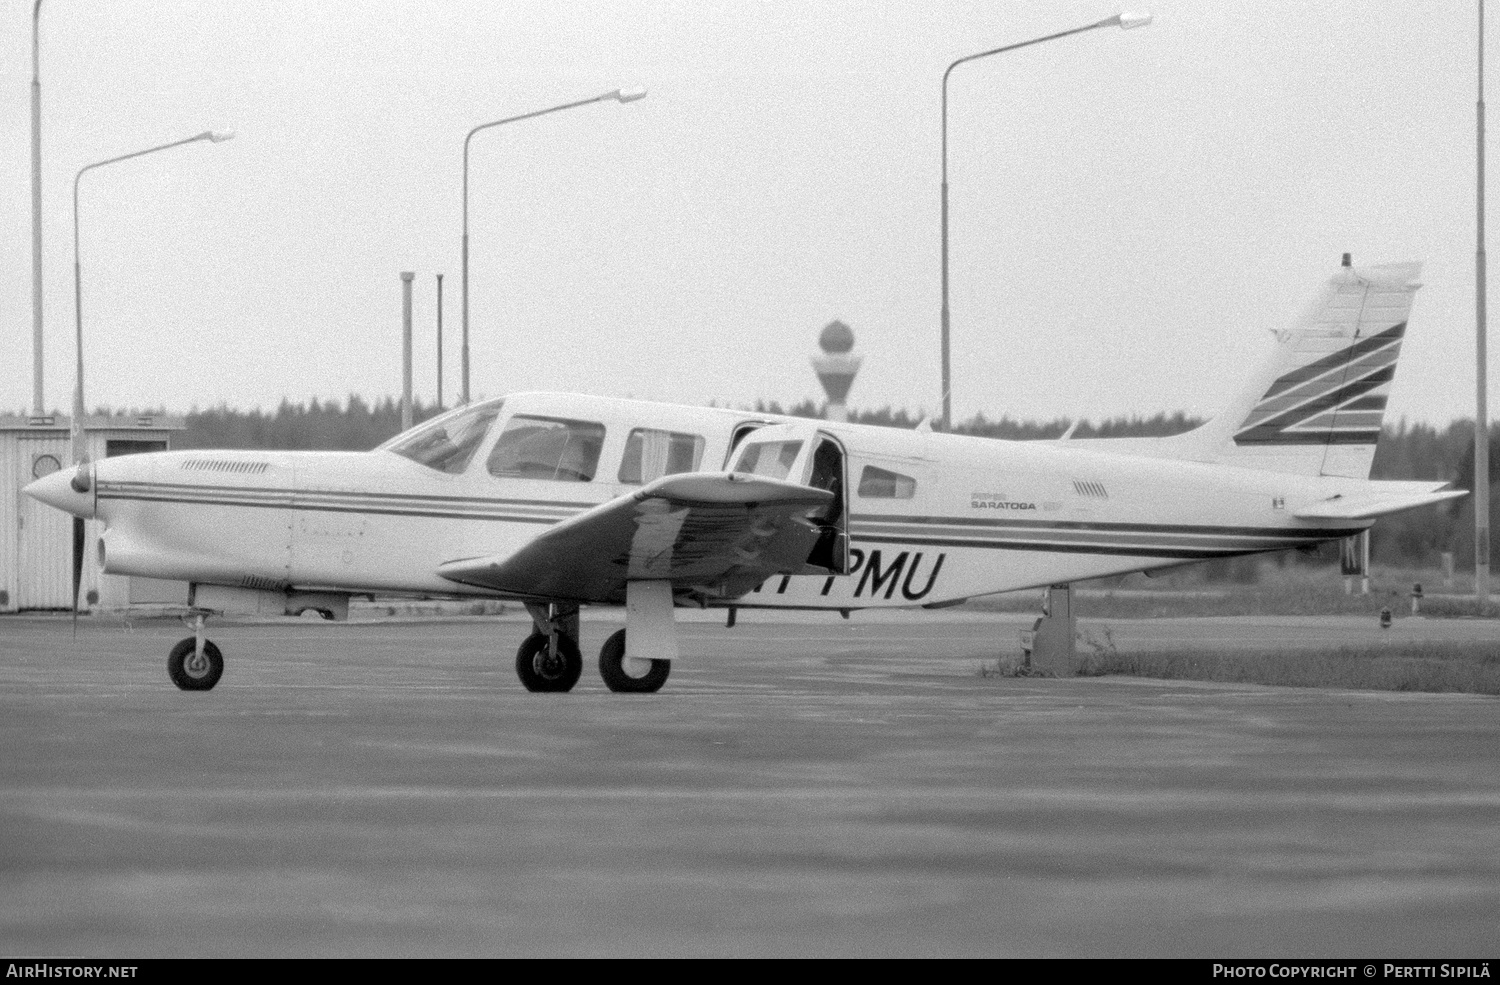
[984, 640, 1500, 695]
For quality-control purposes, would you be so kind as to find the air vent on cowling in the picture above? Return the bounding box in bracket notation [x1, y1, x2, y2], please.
[182, 459, 270, 475]
[240, 574, 288, 591]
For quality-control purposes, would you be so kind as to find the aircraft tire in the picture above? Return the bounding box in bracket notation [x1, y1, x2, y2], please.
[167, 637, 224, 691]
[598, 629, 670, 694]
[515, 633, 582, 692]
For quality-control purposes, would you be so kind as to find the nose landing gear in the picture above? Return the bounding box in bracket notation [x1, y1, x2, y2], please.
[168, 613, 223, 691]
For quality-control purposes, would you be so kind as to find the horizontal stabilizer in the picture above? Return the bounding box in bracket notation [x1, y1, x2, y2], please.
[1292, 482, 1466, 520]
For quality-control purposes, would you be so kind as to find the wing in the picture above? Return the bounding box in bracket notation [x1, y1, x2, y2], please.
[1293, 481, 1466, 520]
[437, 472, 834, 604]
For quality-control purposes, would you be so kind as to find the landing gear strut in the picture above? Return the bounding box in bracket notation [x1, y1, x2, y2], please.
[517, 602, 583, 692]
[168, 613, 223, 691]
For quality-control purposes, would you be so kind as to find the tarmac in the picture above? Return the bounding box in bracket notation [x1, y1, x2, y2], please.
[1, 608, 1497, 958]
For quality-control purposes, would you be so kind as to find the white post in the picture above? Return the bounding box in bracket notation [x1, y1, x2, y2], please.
[401, 272, 414, 432]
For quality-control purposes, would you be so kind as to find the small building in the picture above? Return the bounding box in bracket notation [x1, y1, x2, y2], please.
[2, 413, 186, 613]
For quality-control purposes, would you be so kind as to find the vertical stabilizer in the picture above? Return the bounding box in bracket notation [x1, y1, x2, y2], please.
[1154, 261, 1422, 479]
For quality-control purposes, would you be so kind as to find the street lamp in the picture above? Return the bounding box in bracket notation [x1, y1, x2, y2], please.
[31, 0, 44, 415]
[939, 12, 1150, 431]
[71, 129, 236, 466]
[1477, 0, 1491, 604]
[460, 87, 646, 405]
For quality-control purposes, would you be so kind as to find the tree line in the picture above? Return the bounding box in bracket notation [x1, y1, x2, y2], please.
[136, 396, 1497, 570]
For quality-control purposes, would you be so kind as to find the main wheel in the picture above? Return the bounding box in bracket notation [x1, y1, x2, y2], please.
[515, 632, 582, 692]
[168, 637, 224, 691]
[598, 629, 670, 693]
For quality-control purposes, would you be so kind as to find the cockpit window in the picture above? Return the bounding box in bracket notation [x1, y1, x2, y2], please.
[385, 401, 502, 474]
[487, 415, 606, 482]
[732, 440, 803, 481]
[618, 428, 705, 484]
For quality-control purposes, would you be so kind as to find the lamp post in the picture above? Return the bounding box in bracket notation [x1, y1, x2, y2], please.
[460, 87, 646, 404]
[1478, 0, 1491, 604]
[31, 0, 44, 415]
[71, 130, 235, 465]
[939, 12, 1151, 431]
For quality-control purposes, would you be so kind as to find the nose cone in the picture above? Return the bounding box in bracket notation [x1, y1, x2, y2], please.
[24, 466, 96, 519]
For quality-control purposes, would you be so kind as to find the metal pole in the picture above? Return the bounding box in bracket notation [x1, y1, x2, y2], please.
[401, 272, 415, 432]
[941, 77, 951, 432]
[71, 172, 85, 465]
[1479, 0, 1492, 603]
[31, 0, 44, 415]
[435, 273, 444, 411]
[462, 151, 471, 405]
[939, 15, 1147, 432]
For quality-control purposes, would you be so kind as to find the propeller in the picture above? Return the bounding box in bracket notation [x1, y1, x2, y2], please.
[69, 461, 90, 638]
[72, 517, 85, 638]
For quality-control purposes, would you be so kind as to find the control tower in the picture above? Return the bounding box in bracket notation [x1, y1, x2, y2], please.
[811, 319, 862, 422]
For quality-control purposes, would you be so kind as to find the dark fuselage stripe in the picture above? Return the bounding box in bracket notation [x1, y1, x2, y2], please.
[99, 491, 568, 524]
[850, 514, 1349, 539]
[855, 535, 1312, 559]
[102, 481, 593, 511]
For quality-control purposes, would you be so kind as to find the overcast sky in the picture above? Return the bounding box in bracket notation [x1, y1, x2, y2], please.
[0, 1, 1493, 427]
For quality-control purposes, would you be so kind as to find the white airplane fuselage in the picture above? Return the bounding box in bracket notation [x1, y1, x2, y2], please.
[64, 391, 1371, 612]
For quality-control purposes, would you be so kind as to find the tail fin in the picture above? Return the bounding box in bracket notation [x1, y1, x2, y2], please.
[1088, 261, 1421, 478]
[1215, 260, 1420, 478]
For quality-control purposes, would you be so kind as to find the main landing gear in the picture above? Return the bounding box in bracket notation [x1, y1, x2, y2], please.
[516, 603, 584, 692]
[167, 612, 223, 691]
[597, 629, 670, 693]
[518, 588, 675, 694]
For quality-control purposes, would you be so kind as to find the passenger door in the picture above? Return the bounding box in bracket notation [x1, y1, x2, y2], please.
[805, 434, 850, 575]
[728, 424, 849, 576]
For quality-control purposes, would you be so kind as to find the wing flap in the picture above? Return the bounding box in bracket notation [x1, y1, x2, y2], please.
[437, 472, 833, 604]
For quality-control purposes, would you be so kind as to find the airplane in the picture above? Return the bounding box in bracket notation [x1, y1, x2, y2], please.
[25, 259, 1465, 694]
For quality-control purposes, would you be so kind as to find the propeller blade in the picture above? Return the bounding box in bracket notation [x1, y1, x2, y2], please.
[72, 516, 85, 638]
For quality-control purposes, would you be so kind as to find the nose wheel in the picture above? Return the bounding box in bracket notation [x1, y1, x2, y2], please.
[168, 636, 223, 690]
[167, 612, 223, 691]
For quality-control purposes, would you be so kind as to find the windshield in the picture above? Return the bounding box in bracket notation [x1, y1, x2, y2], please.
[384, 400, 503, 474]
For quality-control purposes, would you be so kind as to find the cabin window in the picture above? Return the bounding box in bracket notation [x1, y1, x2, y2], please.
[487, 415, 606, 482]
[386, 402, 502, 474]
[857, 465, 916, 499]
[733, 440, 803, 481]
[618, 428, 705, 484]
